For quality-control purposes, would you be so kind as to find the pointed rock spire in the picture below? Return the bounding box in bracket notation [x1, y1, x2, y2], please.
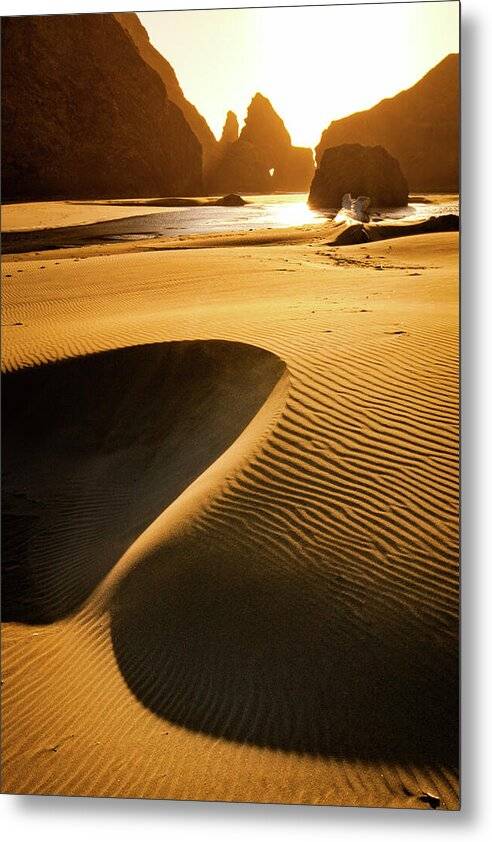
[220, 111, 239, 146]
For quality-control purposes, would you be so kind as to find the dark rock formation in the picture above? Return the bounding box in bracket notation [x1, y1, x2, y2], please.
[239, 93, 314, 191]
[209, 141, 272, 194]
[2, 14, 202, 201]
[275, 146, 315, 192]
[324, 213, 459, 247]
[308, 144, 409, 209]
[214, 193, 246, 207]
[209, 93, 314, 193]
[115, 12, 218, 177]
[316, 54, 459, 192]
[239, 93, 291, 167]
[219, 111, 239, 147]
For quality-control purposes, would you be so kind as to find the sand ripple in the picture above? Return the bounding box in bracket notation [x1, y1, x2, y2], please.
[1, 232, 459, 807]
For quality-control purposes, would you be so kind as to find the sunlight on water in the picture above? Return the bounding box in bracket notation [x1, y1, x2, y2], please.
[371, 195, 459, 222]
[266, 199, 327, 227]
[95, 193, 460, 244]
[36, 193, 458, 247]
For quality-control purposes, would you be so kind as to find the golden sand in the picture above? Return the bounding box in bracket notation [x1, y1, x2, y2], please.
[2, 199, 172, 232]
[1, 225, 459, 808]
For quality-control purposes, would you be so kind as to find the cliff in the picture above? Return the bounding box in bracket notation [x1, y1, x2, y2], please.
[2, 13, 203, 201]
[315, 54, 459, 193]
[115, 12, 218, 176]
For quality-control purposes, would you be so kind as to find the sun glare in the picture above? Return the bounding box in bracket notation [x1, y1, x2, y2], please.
[140, 2, 459, 149]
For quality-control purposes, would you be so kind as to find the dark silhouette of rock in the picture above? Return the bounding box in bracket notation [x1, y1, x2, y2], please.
[115, 13, 218, 178]
[219, 111, 239, 147]
[214, 193, 246, 206]
[309, 144, 408, 209]
[239, 93, 292, 166]
[2, 14, 202, 201]
[240, 94, 314, 191]
[209, 141, 272, 194]
[210, 93, 314, 193]
[322, 213, 459, 247]
[330, 224, 370, 246]
[275, 146, 315, 192]
[316, 54, 459, 192]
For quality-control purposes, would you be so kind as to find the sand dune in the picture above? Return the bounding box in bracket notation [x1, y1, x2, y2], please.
[1, 227, 459, 808]
[2, 341, 286, 622]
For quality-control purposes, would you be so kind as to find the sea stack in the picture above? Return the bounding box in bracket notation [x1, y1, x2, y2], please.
[209, 93, 314, 193]
[315, 54, 459, 192]
[1, 13, 203, 200]
[239, 94, 315, 191]
[239, 93, 292, 168]
[219, 111, 240, 147]
[308, 144, 409, 209]
[208, 141, 272, 194]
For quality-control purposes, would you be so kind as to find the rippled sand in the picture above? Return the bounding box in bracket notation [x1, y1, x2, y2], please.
[1, 223, 459, 808]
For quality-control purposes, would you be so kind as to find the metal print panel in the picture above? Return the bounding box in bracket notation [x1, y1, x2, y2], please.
[1, 1, 460, 809]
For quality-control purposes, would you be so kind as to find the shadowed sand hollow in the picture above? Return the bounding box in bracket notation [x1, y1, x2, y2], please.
[109, 517, 458, 764]
[2, 340, 287, 622]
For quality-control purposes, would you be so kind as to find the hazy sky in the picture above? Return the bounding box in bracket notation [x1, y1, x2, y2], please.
[140, 2, 459, 149]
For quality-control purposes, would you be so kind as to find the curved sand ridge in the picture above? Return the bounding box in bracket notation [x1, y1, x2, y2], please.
[1, 231, 459, 807]
[2, 340, 286, 622]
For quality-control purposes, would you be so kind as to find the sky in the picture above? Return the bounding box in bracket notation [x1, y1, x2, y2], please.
[139, 1, 459, 149]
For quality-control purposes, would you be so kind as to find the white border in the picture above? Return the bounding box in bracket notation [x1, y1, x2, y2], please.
[0, 0, 470, 18]
[2, 2, 491, 840]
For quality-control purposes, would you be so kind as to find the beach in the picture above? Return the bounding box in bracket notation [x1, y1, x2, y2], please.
[1, 211, 459, 808]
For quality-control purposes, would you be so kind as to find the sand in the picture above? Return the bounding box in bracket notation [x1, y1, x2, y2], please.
[1, 223, 459, 808]
[1, 195, 246, 235]
[1, 200, 172, 232]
